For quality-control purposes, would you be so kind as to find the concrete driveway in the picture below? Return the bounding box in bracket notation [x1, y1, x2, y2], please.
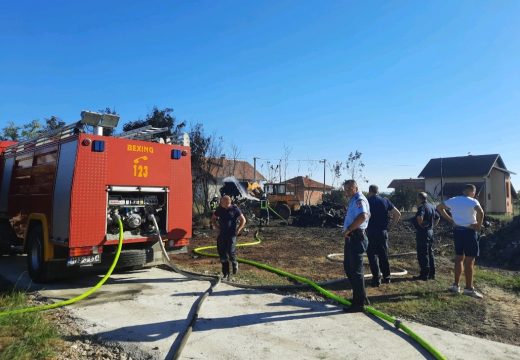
[1, 254, 519, 360]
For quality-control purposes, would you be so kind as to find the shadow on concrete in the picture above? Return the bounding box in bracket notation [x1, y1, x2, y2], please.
[366, 314, 433, 359]
[193, 307, 342, 332]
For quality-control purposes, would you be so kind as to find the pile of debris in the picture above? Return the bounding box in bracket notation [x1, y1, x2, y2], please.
[480, 216, 520, 269]
[292, 202, 345, 228]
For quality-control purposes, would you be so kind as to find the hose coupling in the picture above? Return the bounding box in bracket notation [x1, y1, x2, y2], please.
[394, 319, 402, 329]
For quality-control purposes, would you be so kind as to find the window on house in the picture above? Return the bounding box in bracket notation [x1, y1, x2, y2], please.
[506, 182, 510, 198]
[488, 193, 491, 200]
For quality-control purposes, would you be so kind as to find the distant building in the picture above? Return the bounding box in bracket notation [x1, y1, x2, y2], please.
[418, 154, 517, 214]
[285, 176, 334, 205]
[388, 178, 425, 192]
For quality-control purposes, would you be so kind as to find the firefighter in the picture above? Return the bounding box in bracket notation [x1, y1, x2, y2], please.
[413, 192, 440, 281]
[211, 195, 246, 278]
[342, 180, 370, 313]
[366, 185, 401, 287]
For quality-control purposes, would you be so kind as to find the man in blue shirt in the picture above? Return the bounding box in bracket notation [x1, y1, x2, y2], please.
[342, 180, 370, 312]
[366, 185, 401, 287]
[211, 195, 247, 279]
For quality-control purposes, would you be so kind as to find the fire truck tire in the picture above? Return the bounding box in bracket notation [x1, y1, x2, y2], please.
[275, 203, 291, 220]
[115, 249, 147, 270]
[27, 225, 52, 283]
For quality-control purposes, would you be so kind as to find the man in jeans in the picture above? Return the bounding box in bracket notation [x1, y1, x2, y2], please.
[342, 180, 370, 312]
[366, 185, 401, 287]
[211, 195, 246, 279]
[437, 184, 484, 298]
[413, 192, 440, 281]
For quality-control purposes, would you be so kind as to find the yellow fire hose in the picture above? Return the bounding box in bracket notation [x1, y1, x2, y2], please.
[0, 218, 124, 317]
[192, 231, 447, 360]
[0, 217, 447, 360]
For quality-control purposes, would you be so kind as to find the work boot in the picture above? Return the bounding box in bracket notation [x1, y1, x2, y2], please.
[382, 277, 391, 284]
[232, 262, 238, 275]
[221, 262, 230, 278]
[343, 305, 364, 313]
[412, 275, 428, 281]
[371, 277, 381, 287]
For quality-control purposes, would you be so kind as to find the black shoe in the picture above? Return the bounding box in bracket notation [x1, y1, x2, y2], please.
[232, 263, 238, 275]
[428, 275, 436, 280]
[412, 275, 428, 281]
[371, 278, 381, 287]
[343, 306, 365, 313]
[221, 262, 230, 277]
[382, 277, 391, 284]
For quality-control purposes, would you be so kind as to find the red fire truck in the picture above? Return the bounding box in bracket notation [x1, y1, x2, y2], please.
[0, 111, 192, 282]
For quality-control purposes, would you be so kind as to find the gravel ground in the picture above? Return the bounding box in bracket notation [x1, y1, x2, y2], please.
[29, 294, 144, 360]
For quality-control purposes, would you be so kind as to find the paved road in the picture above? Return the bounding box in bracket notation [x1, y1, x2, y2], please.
[1, 254, 519, 360]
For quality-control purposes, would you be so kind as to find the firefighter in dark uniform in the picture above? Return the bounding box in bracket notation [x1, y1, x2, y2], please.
[413, 192, 440, 280]
[342, 180, 371, 312]
[211, 195, 246, 278]
[366, 185, 401, 287]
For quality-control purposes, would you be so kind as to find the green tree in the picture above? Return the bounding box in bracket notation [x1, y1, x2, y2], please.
[1, 116, 66, 141]
[190, 123, 223, 214]
[345, 150, 368, 183]
[390, 187, 417, 211]
[0, 121, 20, 141]
[44, 116, 65, 131]
[20, 119, 43, 140]
[323, 189, 347, 206]
[122, 107, 185, 140]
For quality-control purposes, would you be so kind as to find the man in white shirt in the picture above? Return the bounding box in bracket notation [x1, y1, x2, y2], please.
[437, 184, 484, 299]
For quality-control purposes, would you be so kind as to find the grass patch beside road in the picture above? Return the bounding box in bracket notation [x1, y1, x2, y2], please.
[475, 267, 520, 293]
[0, 291, 60, 360]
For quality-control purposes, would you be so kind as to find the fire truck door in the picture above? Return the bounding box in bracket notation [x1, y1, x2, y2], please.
[52, 141, 78, 244]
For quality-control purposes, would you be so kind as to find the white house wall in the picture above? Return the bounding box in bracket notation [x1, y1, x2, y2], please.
[488, 169, 507, 213]
[424, 176, 484, 199]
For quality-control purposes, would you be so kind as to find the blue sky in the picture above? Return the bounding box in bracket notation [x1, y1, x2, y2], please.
[1, 1, 519, 191]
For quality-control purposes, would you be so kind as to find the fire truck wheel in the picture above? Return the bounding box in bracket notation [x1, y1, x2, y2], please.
[275, 203, 291, 220]
[27, 225, 51, 283]
[115, 249, 147, 270]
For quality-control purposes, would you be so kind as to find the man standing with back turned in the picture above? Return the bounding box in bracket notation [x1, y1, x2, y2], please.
[437, 184, 484, 298]
[414, 192, 440, 281]
[366, 185, 401, 287]
[342, 180, 370, 312]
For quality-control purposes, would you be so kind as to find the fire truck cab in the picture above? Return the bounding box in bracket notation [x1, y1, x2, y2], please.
[0, 111, 192, 282]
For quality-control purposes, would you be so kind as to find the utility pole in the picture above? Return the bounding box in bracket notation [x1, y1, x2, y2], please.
[253, 157, 257, 183]
[320, 159, 326, 199]
[440, 157, 444, 201]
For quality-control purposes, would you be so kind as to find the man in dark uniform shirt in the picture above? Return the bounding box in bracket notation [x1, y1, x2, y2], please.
[414, 192, 440, 280]
[366, 185, 401, 287]
[211, 195, 246, 278]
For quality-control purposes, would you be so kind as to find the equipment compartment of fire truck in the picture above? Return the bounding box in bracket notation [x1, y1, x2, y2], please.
[0, 111, 192, 282]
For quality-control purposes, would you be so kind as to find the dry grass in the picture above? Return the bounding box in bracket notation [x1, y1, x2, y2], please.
[172, 223, 520, 346]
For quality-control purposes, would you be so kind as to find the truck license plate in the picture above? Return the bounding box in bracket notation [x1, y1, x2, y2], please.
[67, 254, 101, 266]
